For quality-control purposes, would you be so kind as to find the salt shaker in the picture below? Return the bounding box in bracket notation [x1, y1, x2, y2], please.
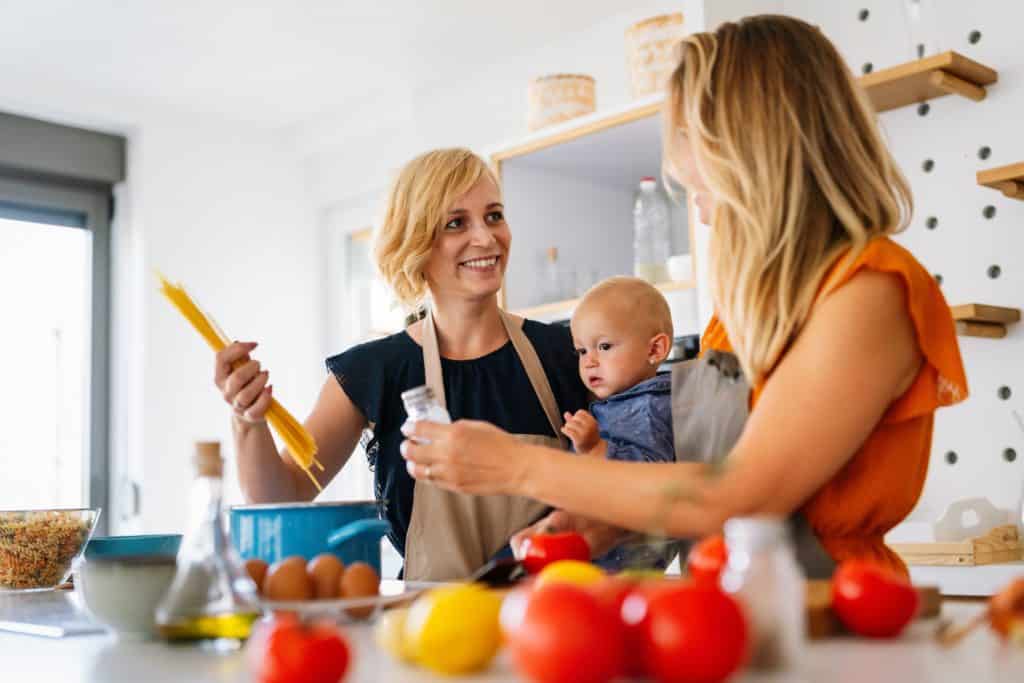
[719, 516, 805, 672]
[401, 385, 451, 442]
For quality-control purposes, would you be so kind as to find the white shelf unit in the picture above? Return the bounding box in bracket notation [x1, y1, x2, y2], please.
[489, 94, 702, 335]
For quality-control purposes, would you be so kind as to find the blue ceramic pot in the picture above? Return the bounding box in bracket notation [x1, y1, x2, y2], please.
[85, 534, 182, 560]
[229, 501, 388, 576]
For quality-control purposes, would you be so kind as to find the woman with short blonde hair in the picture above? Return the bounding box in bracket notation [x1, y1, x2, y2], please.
[216, 147, 592, 580]
[402, 15, 967, 575]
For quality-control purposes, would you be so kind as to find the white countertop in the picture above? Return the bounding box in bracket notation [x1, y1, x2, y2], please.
[1, 595, 1022, 682]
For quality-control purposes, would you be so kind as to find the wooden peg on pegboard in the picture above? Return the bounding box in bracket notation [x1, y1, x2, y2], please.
[929, 70, 987, 102]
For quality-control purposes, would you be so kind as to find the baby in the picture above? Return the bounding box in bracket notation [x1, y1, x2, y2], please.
[562, 276, 678, 569]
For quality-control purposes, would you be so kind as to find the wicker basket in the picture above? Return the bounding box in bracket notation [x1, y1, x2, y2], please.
[625, 13, 686, 99]
[527, 74, 596, 132]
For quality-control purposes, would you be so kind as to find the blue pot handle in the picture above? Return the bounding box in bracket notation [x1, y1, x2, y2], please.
[326, 518, 391, 548]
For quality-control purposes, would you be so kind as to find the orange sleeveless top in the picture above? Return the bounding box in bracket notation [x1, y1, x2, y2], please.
[701, 237, 968, 575]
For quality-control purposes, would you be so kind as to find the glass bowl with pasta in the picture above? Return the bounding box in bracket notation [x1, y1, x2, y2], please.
[0, 509, 101, 591]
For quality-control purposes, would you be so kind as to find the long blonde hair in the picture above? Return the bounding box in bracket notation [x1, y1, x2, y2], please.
[663, 15, 912, 383]
[375, 148, 499, 309]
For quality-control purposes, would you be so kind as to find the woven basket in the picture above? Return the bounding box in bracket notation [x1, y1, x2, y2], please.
[625, 12, 686, 99]
[527, 74, 596, 132]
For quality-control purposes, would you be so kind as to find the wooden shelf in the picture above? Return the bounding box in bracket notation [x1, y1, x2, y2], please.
[490, 93, 663, 163]
[515, 278, 697, 318]
[951, 303, 1021, 339]
[977, 162, 1024, 200]
[859, 51, 998, 113]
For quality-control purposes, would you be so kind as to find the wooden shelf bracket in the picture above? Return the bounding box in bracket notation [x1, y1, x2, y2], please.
[978, 162, 1024, 201]
[951, 303, 1021, 339]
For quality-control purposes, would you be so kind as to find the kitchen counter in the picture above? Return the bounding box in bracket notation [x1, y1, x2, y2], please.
[0, 595, 1021, 682]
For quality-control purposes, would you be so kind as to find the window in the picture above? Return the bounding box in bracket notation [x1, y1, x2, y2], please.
[0, 111, 122, 533]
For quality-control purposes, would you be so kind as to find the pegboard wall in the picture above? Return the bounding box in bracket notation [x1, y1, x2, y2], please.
[780, 1, 1024, 527]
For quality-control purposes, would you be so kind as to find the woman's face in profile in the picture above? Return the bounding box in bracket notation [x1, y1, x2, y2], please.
[424, 175, 511, 303]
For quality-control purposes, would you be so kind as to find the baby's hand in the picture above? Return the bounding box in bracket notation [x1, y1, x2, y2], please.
[561, 410, 601, 454]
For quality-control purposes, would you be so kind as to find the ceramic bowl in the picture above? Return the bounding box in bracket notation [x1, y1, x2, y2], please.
[74, 554, 177, 640]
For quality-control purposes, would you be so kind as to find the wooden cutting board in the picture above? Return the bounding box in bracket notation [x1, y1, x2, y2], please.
[888, 525, 1022, 566]
[806, 580, 942, 639]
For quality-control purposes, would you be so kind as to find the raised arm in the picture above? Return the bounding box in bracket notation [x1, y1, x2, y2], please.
[217, 341, 367, 502]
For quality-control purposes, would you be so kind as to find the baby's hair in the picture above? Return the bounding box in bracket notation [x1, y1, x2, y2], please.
[575, 276, 674, 340]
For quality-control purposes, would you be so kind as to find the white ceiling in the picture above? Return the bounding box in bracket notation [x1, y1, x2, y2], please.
[0, 0, 636, 131]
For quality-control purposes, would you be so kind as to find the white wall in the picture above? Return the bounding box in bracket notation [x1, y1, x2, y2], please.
[109, 114, 321, 533]
[297, 1, 706, 221]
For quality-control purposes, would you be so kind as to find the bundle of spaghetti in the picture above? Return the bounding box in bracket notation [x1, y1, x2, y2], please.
[157, 273, 323, 491]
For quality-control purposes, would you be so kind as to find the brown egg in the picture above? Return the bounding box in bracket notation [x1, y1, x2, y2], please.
[307, 553, 345, 600]
[244, 558, 269, 594]
[263, 556, 314, 601]
[339, 562, 380, 619]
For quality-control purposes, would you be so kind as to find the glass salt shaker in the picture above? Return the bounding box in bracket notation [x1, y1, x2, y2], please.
[719, 516, 805, 672]
[401, 386, 451, 442]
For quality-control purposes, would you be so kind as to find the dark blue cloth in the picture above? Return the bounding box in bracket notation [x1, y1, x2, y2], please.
[589, 374, 680, 570]
[590, 373, 675, 464]
[325, 320, 588, 561]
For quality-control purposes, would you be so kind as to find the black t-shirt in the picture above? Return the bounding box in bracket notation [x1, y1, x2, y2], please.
[325, 320, 587, 557]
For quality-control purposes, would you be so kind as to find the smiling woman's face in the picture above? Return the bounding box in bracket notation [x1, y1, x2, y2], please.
[423, 175, 511, 303]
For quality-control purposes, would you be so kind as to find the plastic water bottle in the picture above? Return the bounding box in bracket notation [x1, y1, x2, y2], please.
[633, 177, 671, 283]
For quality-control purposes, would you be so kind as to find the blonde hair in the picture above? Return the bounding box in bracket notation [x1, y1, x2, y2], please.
[663, 15, 912, 383]
[374, 148, 500, 309]
[575, 276, 674, 340]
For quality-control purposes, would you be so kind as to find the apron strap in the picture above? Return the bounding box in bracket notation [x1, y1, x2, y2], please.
[421, 307, 447, 408]
[498, 310, 569, 450]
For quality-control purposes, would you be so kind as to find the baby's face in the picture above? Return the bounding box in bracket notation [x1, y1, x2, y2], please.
[571, 308, 658, 399]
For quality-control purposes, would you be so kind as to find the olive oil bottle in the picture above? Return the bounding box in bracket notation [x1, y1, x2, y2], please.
[155, 442, 259, 648]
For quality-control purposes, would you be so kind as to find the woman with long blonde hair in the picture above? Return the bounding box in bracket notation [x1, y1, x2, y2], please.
[402, 15, 968, 574]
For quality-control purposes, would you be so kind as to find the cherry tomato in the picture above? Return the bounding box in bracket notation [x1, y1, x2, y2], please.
[253, 616, 351, 683]
[507, 582, 624, 683]
[831, 560, 919, 638]
[686, 535, 728, 587]
[522, 531, 591, 574]
[639, 583, 748, 683]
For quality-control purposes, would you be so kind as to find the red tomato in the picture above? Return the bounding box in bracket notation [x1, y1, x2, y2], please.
[253, 616, 351, 683]
[507, 582, 624, 683]
[640, 583, 748, 683]
[521, 531, 591, 574]
[615, 579, 681, 678]
[831, 560, 919, 638]
[588, 577, 647, 677]
[686, 535, 728, 587]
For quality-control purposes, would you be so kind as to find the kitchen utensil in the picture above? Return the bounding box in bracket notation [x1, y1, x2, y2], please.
[230, 501, 386, 575]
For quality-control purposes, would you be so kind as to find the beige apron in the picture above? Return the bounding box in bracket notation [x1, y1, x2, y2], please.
[671, 350, 835, 579]
[403, 308, 569, 581]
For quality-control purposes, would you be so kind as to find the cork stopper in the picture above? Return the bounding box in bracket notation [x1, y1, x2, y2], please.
[193, 441, 223, 478]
